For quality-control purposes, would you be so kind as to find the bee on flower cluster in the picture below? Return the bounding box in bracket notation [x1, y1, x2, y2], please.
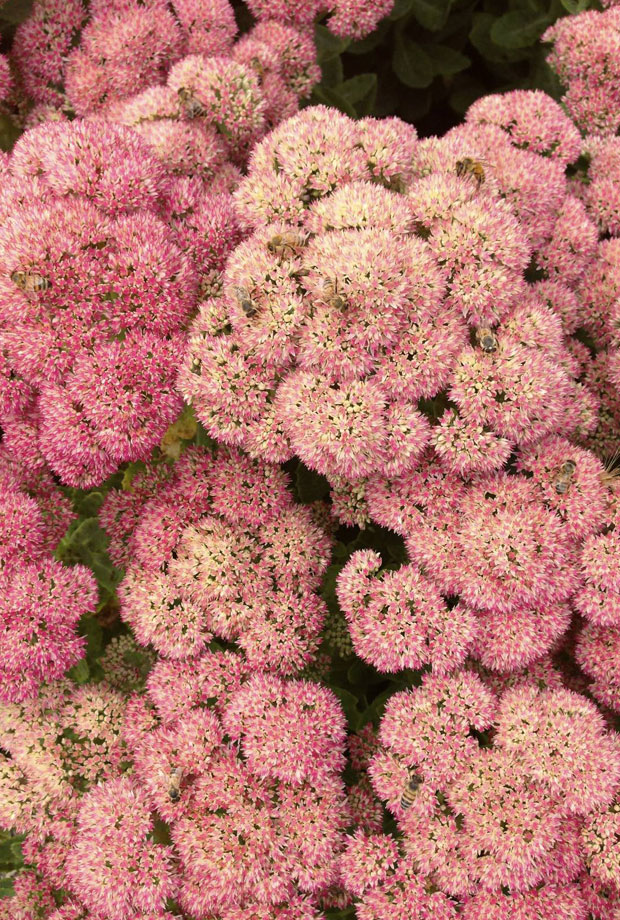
[475, 326, 498, 353]
[177, 86, 204, 119]
[248, 56, 265, 79]
[11, 269, 50, 293]
[234, 285, 258, 317]
[167, 766, 183, 802]
[554, 460, 577, 495]
[400, 772, 423, 811]
[267, 231, 308, 261]
[323, 277, 346, 311]
[455, 157, 486, 187]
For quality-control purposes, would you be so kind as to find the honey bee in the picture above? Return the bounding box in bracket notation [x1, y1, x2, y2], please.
[266, 232, 305, 261]
[323, 277, 346, 311]
[455, 157, 486, 187]
[554, 460, 576, 495]
[400, 772, 422, 811]
[11, 270, 50, 293]
[233, 285, 257, 318]
[249, 56, 265, 79]
[178, 86, 204, 119]
[476, 326, 498, 353]
[167, 767, 183, 802]
[387, 174, 407, 194]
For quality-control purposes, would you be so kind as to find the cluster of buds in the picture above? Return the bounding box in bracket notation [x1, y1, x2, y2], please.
[335, 436, 612, 676]
[101, 445, 333, 675]
[342, 670, 620, 917]
[6, 2, 620, 916]
[0, 651, 349, 919]
[0, 120, 202, 487]
[544, 6, 620, 135]
[0, 1, 398, 492]
[0, 448, 95, 703]
[10, 0, 391, 119]
[181, 96, 595, 488]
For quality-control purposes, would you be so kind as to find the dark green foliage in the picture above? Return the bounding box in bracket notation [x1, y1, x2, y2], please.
[310, 0, 602, 132]
[0, 833, 23, 899]
[294, 462, 330, 503]
[0, 0, 35, 26]
[55, 515, 123, 616]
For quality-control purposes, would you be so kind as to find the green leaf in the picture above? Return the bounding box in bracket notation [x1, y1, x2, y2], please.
[310, 85, 357, 118]
[346, 659, 366, 686]
[0, 114, 21, 153]
[0, 0, 35, 23]
[469, 13, 530, 64]
[0, 876, 15, 899]
[0, 840, 21, 870]
[490, 11, 551, 49]
[434, 4, 475, 41]
[73, 490, 107, 518]
[55, 517, 122, 609]
[338, 73, 378, 115]
[329, 686, 363, 731]
[364, 686, 402, 724]
[152, 817, 172, 846]
[320, 54, 344, 87]
[68, 658, 90, 685]
[527, 52, 563, 100]
[194, 421, 216, 449]
[339, 73, 377, 104]
[410, 0, 452, 31]
[321, 563, 345, 613]
[426, 43, 470, 76]
[385, 534, 408, 565]
[81, 614, 104, 658]
[559, 0, 590, 11]
[393, 35, 434, 88]
[314, 23, 349, 62]
[9, 841, 23, 865]
[295, 464, 330, 503]
[388, 0, 414, 19]
[397, 87, 432, 122]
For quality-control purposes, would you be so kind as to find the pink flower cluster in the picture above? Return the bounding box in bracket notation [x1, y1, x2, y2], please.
[544, 7, 620, 135]
[102, 445, 332, 675]
[0, 4, 346, 490]
[181, 99, 595, 486]
[549, 139, 620, 459]
[336, 437, 615, 676]
[0, 54, 12, 104]
[7, 11, 620, 917]
[0, 448, 96, 703]
[0, 650, 349, 920]
[0, 120, 203, 487]
[349, 670, 620, 917]
[245, 0, 394, 40]
[10, 0, 389, 122]
[11, 0, 86, 109]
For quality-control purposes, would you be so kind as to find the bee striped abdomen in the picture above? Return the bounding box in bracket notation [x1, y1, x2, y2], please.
[11, 270, 50, 293]
[400, 774, 422, 810]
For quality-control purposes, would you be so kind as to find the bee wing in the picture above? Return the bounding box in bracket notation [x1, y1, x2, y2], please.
[605, 446, 620, 473]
